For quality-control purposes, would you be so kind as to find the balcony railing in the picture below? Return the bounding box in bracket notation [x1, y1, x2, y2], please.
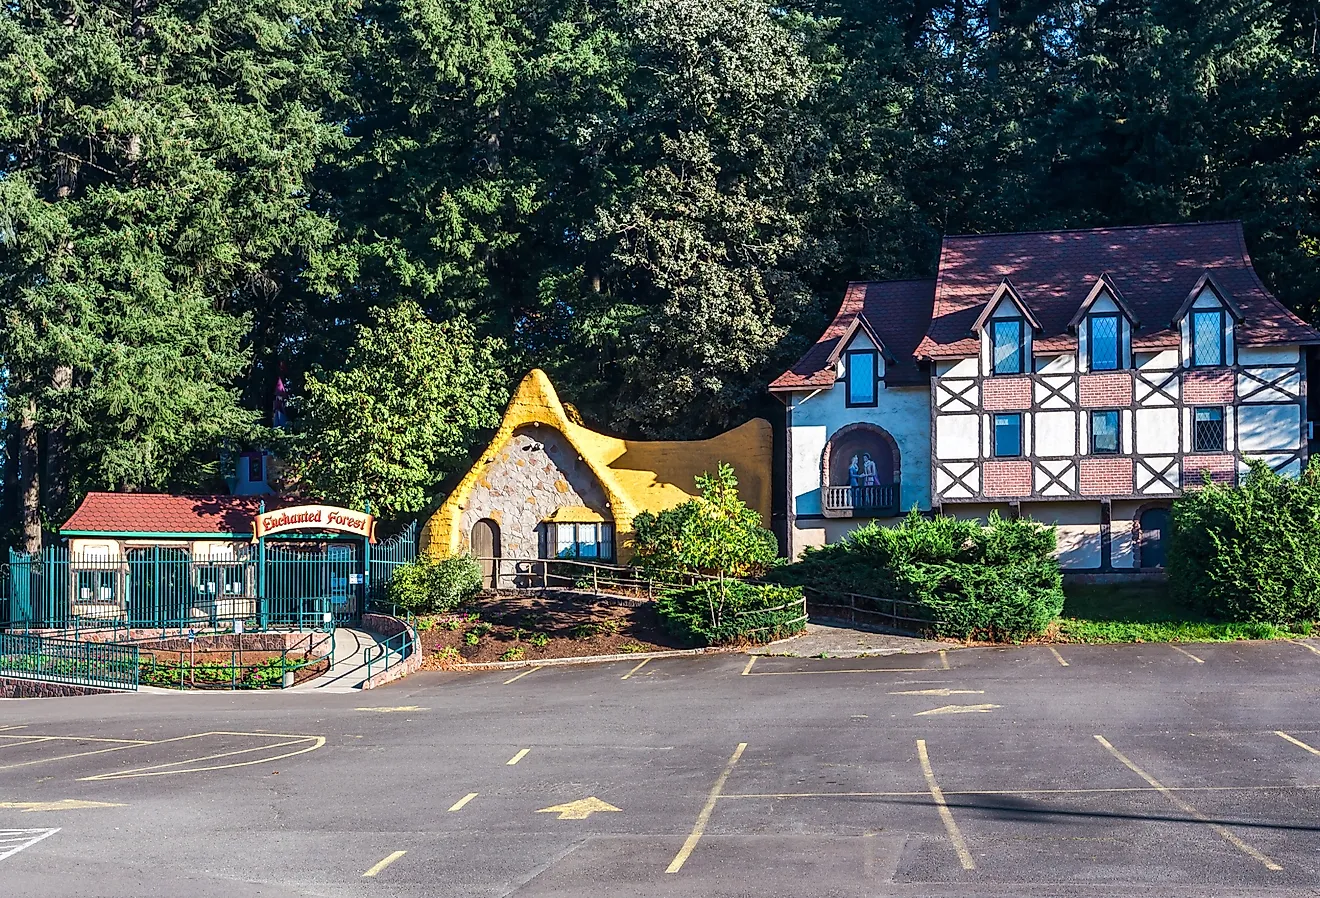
[824, 483, 900, 517]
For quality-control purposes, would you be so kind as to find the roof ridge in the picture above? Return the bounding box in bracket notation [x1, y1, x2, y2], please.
[942, 220, 1242, 241]
[846, 276, 937, 285]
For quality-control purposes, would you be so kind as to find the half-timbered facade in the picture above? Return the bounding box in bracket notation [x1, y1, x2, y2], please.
[773, 221, 1320, 569]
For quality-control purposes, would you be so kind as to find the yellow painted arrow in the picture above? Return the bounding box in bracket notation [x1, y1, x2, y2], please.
[536, 797, 621, 820]
[914, 704, 1000, 716]
[355, 706, 428, 713]
[0, 799, 125, 812]
[889, 689, 985, 697]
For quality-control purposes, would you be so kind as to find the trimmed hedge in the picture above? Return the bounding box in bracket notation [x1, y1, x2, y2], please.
[769, 511, 1063, 641]
[1169, 460, 1320, 624]
[655, 581, 806, 646]
[386, 553, 483, 614]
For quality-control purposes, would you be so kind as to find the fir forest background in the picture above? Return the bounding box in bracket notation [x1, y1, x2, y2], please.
[2, 0, 1319, 551]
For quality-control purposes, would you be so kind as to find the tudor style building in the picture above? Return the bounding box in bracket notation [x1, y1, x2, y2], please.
[772, 221, 1320, 570]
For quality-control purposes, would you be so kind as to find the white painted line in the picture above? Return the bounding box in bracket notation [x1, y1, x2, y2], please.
[1048, 646, 1069, 667]
[914, 704, 1000, 716]
[0, 828, 59, 862]
[362, 850, 406, 877]
[448, 792, 478, 812]
[507, 748, 531, 766]
[1168, 644, 1204, 664]
[621, 659, 651, 679]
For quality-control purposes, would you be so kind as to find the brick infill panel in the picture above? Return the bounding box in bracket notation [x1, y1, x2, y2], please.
[983, 460, 1032, 497]
[1079, 372, 1133, 408]
[1078, 457, 1134, 495]
[1183, 369, 1234, 404]
[1184, 453, 1236, 487]
[981, 377, 1032, 411]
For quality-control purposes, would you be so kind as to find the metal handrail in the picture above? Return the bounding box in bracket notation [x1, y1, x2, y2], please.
[134, 630, 335, 690]
[364, 628, 413, 682]
[0, 631, 139, 691]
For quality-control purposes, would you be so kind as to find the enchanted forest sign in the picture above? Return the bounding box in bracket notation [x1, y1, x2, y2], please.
[254, 504, 375, 541]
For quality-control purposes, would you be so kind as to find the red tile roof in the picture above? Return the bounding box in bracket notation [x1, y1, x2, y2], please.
[62, 493, 272, 535]
[770, 279, 936, 390]
[916, 220, 1319, 358]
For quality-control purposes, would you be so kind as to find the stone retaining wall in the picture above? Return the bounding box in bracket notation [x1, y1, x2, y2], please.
[0, 677, 116, 698]
[359, 613, 421, 689]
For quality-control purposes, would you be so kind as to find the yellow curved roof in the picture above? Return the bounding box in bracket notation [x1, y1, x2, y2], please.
[422, 369, 773, 557]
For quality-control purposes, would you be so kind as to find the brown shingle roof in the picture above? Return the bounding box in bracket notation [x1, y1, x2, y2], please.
[770, 279, 936, 390]
[62, 493, 273, 535]
[916, 220, 1319, 359]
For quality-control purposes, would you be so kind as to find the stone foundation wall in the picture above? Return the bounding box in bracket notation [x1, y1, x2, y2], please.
[0, 677, 116, 698]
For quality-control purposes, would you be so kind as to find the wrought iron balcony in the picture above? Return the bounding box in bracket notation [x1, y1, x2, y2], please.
[824, 482, 900, 517]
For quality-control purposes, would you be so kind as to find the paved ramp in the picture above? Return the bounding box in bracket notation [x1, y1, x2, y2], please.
[293, 628, 405, 692]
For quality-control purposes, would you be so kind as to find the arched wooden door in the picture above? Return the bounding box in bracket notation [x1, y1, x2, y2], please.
[471, 519, 501, 588]
[1138, 507, 1169, 569]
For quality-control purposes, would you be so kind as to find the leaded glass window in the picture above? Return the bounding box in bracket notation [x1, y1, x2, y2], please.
[1191, 310, 1225, 367]
[992, 319, 1025, 375]
[1193, 407, 1225, 452]
[1089, 314, 1120, 370]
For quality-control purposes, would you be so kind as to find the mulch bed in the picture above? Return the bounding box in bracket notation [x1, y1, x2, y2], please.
[416, 593, 694, 668]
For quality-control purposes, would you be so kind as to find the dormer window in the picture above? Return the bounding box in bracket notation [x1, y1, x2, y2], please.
[845, 350, 878, 406]
[1088, 313, 1120, 371]
[1190, 309, 1226, 367]
[991, 319, 1027, 375]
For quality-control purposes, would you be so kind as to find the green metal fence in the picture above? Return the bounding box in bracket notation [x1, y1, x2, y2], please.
[4, 526, 418, 635]
[0, 631, 140, 691]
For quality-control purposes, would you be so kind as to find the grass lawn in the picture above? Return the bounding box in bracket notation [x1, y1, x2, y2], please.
[1055, 581, 1314, 644]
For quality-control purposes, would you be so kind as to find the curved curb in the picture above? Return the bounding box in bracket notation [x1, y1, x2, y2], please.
[446, 644, 746, 673]
[360, 614, 422, 690]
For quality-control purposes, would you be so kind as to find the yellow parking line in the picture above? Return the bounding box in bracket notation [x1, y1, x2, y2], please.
[507, 748, 531, 765]
[622, 659, 651, 679]
[749, 667, 940, 676]
[1289, 639, 1320, 657]
[1168, 644, 1204, 664]
[362, 850, 406, 877]
[1276, 731, 1320, 756]
[741, 656, 757, 676]
[79, 737, 325, 781]
[448, 792, 479, 811]
[916, 739, 975, 870]
[0, 738, 56, 750]
[503, 666, 542, 685]
[666, 742, 747, 874]
[1048, 647, 1069, 667]
[721, 783, 1320, 799]
[0, 732, 208, 772]
[1095, 734, 1280, 871]
[0, 734, 151, 745]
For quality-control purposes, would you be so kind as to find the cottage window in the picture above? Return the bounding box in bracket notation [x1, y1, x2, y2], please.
[993, 413, 1022, 457]
[1191, 310, 1225, 367]
[845, 350, 877, 406]
[1088, 314, 1120, 371]
[991, 319, 1027, 375]
[1193, 407, 1225, 452]
[548, 522, 615, 562]
[1090, 410, 1120, 454]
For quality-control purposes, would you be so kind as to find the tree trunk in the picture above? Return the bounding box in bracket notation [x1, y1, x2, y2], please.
[19, 399, 41, 555]
[1, 414, 17, 535]
[44, 365, 73, 520]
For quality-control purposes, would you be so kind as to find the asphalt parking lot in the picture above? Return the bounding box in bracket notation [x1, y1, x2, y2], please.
[5, 639, 1320, 897]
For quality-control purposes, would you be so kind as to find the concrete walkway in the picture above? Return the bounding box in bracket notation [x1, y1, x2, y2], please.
[752, 620, 950, 658]
[291, 627, 406, 693]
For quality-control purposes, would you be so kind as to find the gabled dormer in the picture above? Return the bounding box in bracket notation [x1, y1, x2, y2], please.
[830, 313, 893, 407]
[1173, 270, 1243, 368]
[972, 279, 1040, 377]
[1069, 273, 1139, 372]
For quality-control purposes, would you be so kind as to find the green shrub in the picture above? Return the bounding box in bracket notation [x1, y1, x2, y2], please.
[768, 511, 1063, 641]
[1169, 459, 1320, 624]
[530, 632, 550, 647]
[386, 554, 482, 614]
[500, 646, 525, 662]
[632, 463, 780, 579]
[656, 580, 806, 646]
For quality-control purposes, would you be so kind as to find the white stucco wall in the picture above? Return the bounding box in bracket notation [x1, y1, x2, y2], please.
[788, 381, 932, 519]
[1239, 345, 1299, 366]
[1135, 407, 1180, 454]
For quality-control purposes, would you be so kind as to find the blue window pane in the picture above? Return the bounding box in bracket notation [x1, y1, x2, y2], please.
[1090, 315, 1119, 370]
[847, 352, 876, 405]
[1091, 411, 1119, 453]
[992, 320, 1023, 374]
[1192, 311, 1223, 366]
[993, 414, 1022, 457]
